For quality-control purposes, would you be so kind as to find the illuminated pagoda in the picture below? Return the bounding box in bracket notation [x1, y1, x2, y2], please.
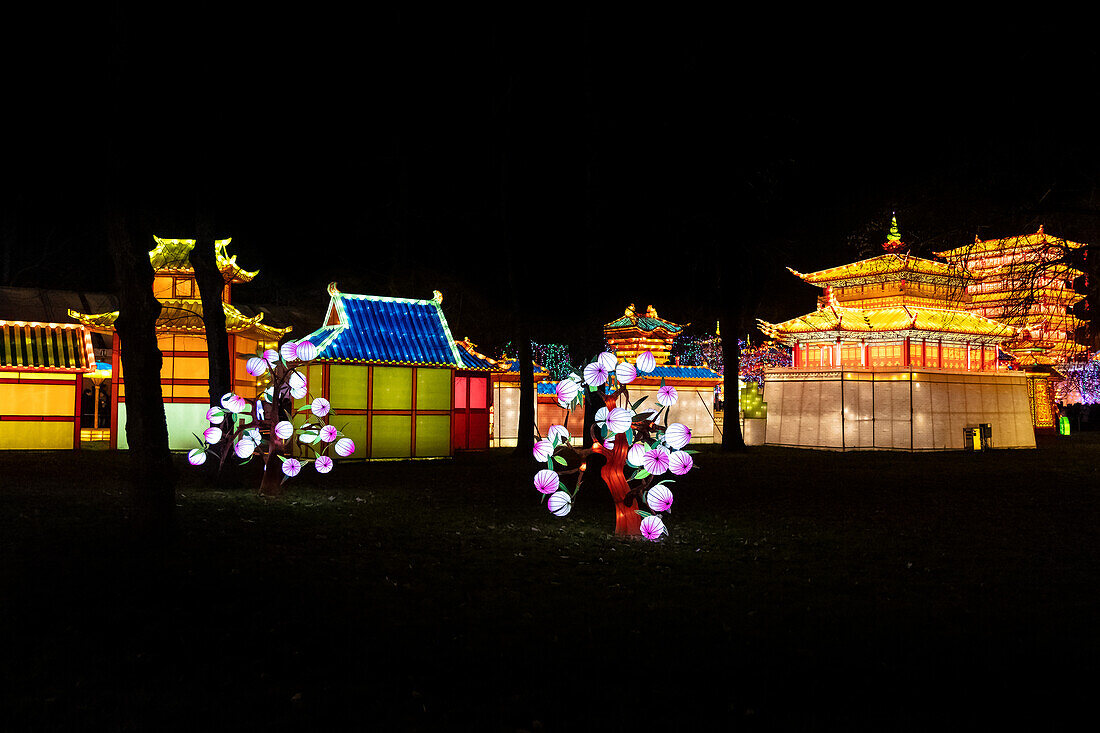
[935, 226, 1088, 364]
[758, 218, 1036, 450]
[68, 236, 290, 450]
[605, 304, 723, 444]
[935, 227, 1090, 430]
[604, 304, 684, 365]
[0, 320, 97, 450]
[284, 285, 492, 458]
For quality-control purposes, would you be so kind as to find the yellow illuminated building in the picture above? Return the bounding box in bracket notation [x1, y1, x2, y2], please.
[68, 237, 290, 450]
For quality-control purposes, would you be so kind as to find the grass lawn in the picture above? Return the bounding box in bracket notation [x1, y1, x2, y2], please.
[3, 435, 1100, 731]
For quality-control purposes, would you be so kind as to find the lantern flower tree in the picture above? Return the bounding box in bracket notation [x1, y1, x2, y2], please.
[188, 340, 355, 495]
[532, 349, 696, 541]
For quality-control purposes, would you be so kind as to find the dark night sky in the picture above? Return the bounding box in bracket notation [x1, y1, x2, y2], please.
[5, 8, 1100, 352]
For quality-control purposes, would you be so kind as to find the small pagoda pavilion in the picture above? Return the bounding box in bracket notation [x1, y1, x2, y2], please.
[69, 237, 290, 450]
[284, 285, 492, 458]
[758, 218, 1035, 450]
[605, 304, 723, 444]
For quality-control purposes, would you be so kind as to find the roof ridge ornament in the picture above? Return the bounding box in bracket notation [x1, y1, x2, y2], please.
[327, 282, 341, 297]
[432, 290, 443, 305]
[882, 213, 906, 253]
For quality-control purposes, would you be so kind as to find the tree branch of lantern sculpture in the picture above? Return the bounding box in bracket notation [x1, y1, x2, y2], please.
[531, 351, 695, 540]
[188, 341, 357, 494]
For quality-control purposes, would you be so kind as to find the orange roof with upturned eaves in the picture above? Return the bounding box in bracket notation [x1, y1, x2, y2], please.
[789, 253, 972, 286]
[67, 300, 290, 340]
[758, 304, 1014, 343]
[935, 226, 1087, 260]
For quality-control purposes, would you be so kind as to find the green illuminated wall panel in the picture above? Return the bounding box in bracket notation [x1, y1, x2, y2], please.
[329, 365, 369, 409]
[372, 367, 412, 410]
[371, 414, 411, 457]
[415, 414, 451, 457]
[333, 414, 368, 459]
[415, 368, 452, 410]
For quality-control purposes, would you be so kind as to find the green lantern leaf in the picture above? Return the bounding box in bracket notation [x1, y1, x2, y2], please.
[553, 455, 567, 465]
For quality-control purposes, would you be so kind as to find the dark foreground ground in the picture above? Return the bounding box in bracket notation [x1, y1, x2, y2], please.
[2, 436, 1099, 731]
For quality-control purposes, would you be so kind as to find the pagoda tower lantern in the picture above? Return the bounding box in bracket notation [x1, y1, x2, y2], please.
[68, 236, 290, 450]
[602, 303, 686, 365]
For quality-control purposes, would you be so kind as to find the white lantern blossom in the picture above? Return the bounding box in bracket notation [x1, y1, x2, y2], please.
[645, 484, 674, 512]
[640, 514, 667, 541]
[664, 422, 692, 450]
[636, 350, 656, 374]
[274, 420, 295, 440]
[597, 352, 617, 371]
[626, 442, 647, 468]
[615, 361, 636, 384]
[657, 384, 678, 406]
[668, 451, 694, 476]
[314, 455, 334, 474]
[583, 362, 608, 387]
[281, 457, 302, 477]
[547, 490, 572, 517]
[533, 438, 553, 463]
[295, 341, 318, 361]
[642, 445, 670, 476]
[533, 468, 559, 494]
[187, 448, 207, 466]
[555, 378, 580, 408]
[605, 407, 633, 434]
[335, 437, 356, 457]
[548, 424, 570, 444]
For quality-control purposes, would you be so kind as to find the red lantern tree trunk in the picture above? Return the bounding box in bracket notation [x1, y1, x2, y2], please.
[596, 394, 641, 536]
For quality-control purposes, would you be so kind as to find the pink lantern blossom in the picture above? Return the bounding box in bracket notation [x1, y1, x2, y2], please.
[668, 450, 694, 476]
[533, 468, 559, 494]
[605, 407, 633, 434]
[645, 484, 674, 512]
[643, 445, 670, 475]
[547, 490, 572, 517]
[246, 357, 269, 376]
[280, 341, 298, 361]
[234, 436, 256, 459]
[664, 422, 692, 450]
[636, 350, 656, 374]
[262, 349, 279, 364]
[640, 514, 667, 541]
[282, 457, 302, 477]
[220, 392, 247, 414]
[310, 397, 331, 417]
[548, 424, 570, 444]
[203, 426, 223, 444]
[335, 437, 356, 457]
[582, 361, 608, 387]
[187, 448, 207, 466]
[626, 442, 648, 467]
[603, 436, 616, 451]
[657, 384, 679, 406]
[615, 361, 636, 384]
[597, 352, 617, 371]
[314, 455, 334, 474]
[554, 378, 580, 408]
[533, 438, 553, 463]
[319, 425, 338, 443]
[295, 341, 318, 361]
[274, 420, 294, 440]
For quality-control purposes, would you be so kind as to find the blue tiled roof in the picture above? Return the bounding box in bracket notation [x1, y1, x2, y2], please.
[637, 365, 722, 380]
[504, 360, 549, 377]
[536, 382, 558, 394]
[292, 290, 465, 367]
[458, 347, 497, 370]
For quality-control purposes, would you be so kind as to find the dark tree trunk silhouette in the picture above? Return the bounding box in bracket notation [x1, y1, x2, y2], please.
[192, 218, 232, 407]
[106, 0, 175, 551]
[106, 199, 176, 550]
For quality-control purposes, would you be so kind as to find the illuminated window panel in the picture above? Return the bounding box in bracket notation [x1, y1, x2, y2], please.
[329, 365, 369, 409]
[371, 415, 411, 457]
[415, 415, 451, 456]
[373, 367, 412, 410]
[415, 368, 451, 411]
